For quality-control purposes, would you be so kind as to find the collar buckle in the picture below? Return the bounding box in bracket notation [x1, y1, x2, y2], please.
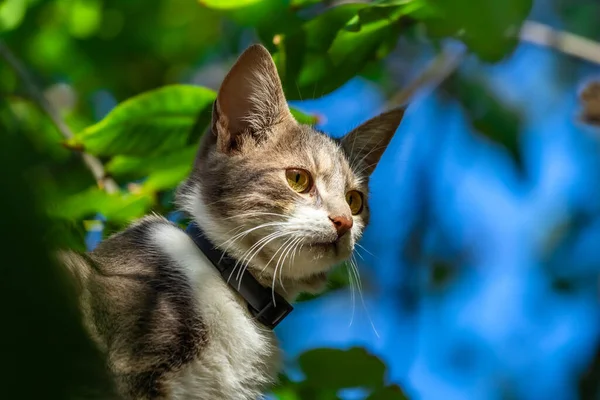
[250, 293, 294, 330]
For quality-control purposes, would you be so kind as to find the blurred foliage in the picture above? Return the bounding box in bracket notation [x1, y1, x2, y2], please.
[3, 0, 590, 398]
[556, 0, 600, 39]
[440, 72, 525, 171]
[272, 348, 408, 400]
[0, 100, 115, 399]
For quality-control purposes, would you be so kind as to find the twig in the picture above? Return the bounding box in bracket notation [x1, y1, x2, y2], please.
[0, 40, 119, 194]
[520, 21, 600, 66]
[386, 46, 465, 109]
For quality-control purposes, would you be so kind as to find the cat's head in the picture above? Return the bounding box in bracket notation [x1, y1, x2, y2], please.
[177, 44, 404, 294]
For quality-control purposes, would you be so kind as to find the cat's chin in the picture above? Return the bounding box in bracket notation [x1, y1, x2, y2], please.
[306, 240, 353, 263]
[293, 272, 328, 294]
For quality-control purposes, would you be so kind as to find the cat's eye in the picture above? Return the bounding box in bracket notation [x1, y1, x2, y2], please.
[286, 169, 312, 193]
[346, 190, 363, 215]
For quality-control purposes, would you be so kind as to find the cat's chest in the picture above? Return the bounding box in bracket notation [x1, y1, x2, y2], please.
[152, 224, 280, 399]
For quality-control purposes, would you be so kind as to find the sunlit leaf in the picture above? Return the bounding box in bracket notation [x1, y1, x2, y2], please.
[299, 347, 386, 390]
[0, 0, 27, 32]
[67, 0, 103, 39]
[198, 0, 265, 9]
[49, 187, 153, 223]
[142, 164, 193, 192]
[106, 146, 197, 178]
[70, 85, 216, 157]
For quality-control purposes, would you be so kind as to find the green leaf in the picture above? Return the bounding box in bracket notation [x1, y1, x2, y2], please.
[423, 0, 533, 61]
[107, 149, 195, 194]
[290, 106, 319, 125]
[70, 85, 216, 157]
[198, 0, 265, 9]
[72, 84, 317, 158]
[277, 2, 424, 100]
[142, 164, 193, 193]
[8, 98, 71, 161]
[201, 0, 301, 31]
[290, 0, 322, 9]
[299, 347, 386, 390]
[367, 385, 409, 400]
[49, 187, 153, 223]
[106, 146, 197, 178]
[0, 0, 28, 32]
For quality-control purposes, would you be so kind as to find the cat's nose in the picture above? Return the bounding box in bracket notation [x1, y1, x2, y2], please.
[329, 215, 353, 238]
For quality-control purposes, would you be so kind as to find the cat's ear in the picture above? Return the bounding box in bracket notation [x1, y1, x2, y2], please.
[340, 107, 406, 175]
[212, 44, 293, 153]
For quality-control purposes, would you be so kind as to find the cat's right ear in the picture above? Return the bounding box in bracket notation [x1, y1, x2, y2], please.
[212, 44, 294, 153]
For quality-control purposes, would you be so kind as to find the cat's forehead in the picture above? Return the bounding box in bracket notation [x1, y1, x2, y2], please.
[270, 124, 363, 188]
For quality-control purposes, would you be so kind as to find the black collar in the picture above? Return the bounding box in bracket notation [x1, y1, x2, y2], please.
[185, 222, 293, 329]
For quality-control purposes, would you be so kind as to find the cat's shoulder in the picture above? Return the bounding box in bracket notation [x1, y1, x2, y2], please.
[97, 213, 176, 245]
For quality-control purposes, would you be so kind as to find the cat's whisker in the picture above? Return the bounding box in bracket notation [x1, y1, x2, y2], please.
[236, 231, 296, 288]
[291, 239, 303, 267]
[347, 262, 357, 327]
[228, 231, 286, 285]
[255, 234, 297, 304]
[274, 236, 302, 295]
[349, 255, 380, 338]
[349, 256, 363, 291]
[220, 226, 281, 267]
[272, 240, 293, 296]
[219, 222, 291, 261]
[220, 222, 287, 248]
[236, 231, 288, 280]
[222, 212, 289, 221]
[355, 243, 376, 258]
[259, 233, 298, 274]
[285, 238, 303, 280]
[354, 248, 365, 261]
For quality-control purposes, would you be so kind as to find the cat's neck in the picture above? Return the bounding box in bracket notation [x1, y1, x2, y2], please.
[189, 217, 325, 302]
[188, 218, 296, 301]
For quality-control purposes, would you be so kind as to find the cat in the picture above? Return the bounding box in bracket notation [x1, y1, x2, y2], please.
[60, 44, 405, 400]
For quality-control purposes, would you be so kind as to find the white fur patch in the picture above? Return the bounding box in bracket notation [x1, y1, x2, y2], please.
[152, 224, 279, 399]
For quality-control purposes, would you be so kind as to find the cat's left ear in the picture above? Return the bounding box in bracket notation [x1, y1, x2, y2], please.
[340, 107, 406, 175]
[212, 44, 294, 153]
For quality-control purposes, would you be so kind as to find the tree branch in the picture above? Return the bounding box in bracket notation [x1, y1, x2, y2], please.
[520, 21, 600, 66]
[0, 41, 119, 194]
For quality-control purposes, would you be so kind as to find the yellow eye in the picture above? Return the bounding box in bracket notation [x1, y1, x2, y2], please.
[286, 169, 312, 193]
[346, 190, 363, 215]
